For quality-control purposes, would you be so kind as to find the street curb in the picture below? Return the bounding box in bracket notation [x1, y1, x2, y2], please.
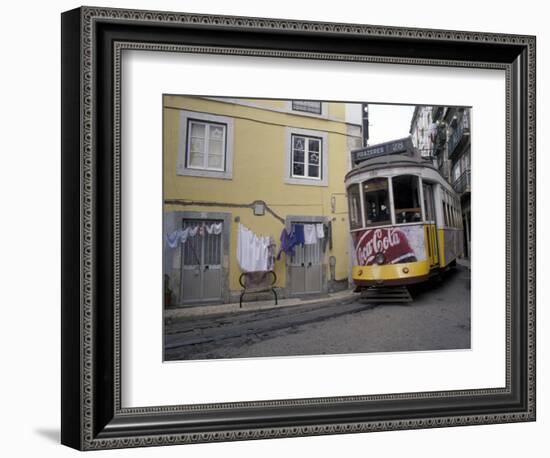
[165, 291, 358, 323]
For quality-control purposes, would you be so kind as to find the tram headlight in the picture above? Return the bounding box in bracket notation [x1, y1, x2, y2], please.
[374, 252, 386, 265]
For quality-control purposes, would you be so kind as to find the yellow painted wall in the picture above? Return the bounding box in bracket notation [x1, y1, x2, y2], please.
[163, 96, 360, 294]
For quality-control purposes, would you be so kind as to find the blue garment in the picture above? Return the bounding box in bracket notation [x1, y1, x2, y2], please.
[293, 224, 305, 246]
[276, 224, 305, 259]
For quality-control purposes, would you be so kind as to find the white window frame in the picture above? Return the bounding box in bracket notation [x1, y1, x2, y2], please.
[176, 110, 234, 180]
[186, 120, 227, 172]
[284, 127, 328, 187]
[290, 134, 322, 180]
[284, 101, 329, 119]
[291, 100, 323, 115]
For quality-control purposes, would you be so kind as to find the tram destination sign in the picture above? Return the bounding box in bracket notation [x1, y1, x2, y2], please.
[351, 137, 414, 166]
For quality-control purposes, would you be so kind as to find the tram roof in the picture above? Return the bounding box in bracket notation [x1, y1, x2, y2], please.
[346, 136, 437, 179]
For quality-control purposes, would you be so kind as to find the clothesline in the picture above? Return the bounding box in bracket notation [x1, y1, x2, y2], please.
[277, 223, 325, 259]
[166, 221, 328, 267]
[166, 222, 223, 248]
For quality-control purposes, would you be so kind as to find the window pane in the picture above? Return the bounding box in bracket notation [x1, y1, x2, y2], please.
[293, 150, 304, 163]
[308, 150, 320, 165]
[363, 178, 391, 227]
[190, 137, 204, 153]
[308, 165, 320, 178]
[208, 154, 223, 169]
[293, 163, 305, 176]
[392, 175, 422, 224]
[190, 123, 205, 138]
[209, 125, 224, 140]
[308, 138, 320, 152]
[209, 139, 224, 156]
[347, 184, 362, 230]
[293, 136, 305, 150]
[189, 152, 204, 167]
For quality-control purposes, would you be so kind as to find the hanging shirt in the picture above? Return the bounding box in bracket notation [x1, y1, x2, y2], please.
[237, 224, 273, 272]
[236, 224, 250, 272]
[316, 223, 324, 239]
[166, 230, 181, 249]
[303, 224, 317, 245]
[166, 227, 193, 248]
[277, 224, 308, 259]
[278, 227, 296, 259]
[293, 224, 305, 245]
[205, 222, 222, 235]
[267, 237, 277, 271]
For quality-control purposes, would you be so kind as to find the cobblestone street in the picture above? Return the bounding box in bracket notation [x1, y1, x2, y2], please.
[164, 264, 470, 361]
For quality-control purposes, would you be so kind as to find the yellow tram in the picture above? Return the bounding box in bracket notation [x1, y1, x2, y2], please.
[345, 137, 463, 292]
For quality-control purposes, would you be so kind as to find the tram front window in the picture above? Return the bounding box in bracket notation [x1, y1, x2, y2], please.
[363, 178, 391, 227]
[392, 175, 422, 224]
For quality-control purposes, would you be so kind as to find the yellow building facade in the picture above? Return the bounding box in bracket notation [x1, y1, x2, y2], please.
[163, 96, 363, 306]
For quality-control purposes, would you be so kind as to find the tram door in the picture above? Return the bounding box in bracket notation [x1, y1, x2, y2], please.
[180, 219, 223, 303]
[289, 225, 323, 295]
[423, 183, 439, 267]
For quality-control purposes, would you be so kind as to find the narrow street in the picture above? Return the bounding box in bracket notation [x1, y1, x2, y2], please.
[164, 264, 470, 361]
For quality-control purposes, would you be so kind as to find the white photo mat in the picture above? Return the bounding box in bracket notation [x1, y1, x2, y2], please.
[121, 51, 506, 407]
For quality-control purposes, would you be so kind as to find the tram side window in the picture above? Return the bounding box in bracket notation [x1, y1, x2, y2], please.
[363, 178, 391, 227]
[422, 183, 435, 222]
[392, 175, 422, 224]
[347, 184, 362, 230]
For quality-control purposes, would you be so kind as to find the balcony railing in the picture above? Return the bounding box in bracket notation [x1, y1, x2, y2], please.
[431, 125, 447, 155]
[453, 169, 471, 195]
[431, 106, 444, 121]
[448, 113, 470, 158]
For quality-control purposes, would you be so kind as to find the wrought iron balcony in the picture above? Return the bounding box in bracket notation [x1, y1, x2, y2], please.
[430, 124, 447, 156]
[453, 169, 471, 195]
[448, 113, 470, 158]
[431, 106, 444, 121]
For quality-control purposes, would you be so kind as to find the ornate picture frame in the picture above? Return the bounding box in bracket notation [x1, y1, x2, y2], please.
[61, 6, 536, 450]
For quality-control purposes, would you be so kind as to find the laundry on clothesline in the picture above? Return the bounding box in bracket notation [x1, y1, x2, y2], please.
[236, 223, 276, 272]
[315, 223, 324, 239]
[165, 222, 223, 248]
[277, 225, 299, 259]
[303, 224, 317, 245]
[277, 223, 326, 257]
[303, 223, 325, 244]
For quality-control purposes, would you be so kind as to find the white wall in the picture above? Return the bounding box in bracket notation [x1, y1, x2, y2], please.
[0, 0, 546, 456]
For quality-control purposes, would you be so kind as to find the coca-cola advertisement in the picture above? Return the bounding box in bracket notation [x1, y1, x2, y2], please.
[352, 225, 427, 266]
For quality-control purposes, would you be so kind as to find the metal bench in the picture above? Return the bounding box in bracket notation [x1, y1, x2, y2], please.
[238, 271, 278, 308]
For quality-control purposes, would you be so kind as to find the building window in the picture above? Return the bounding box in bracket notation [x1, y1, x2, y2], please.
[291, 134, 322, 180]
[186, 120, 227, 171]
[176, 110, 234, 180]
[291, 100, 322, 114]
[285, 127, 328, 187]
